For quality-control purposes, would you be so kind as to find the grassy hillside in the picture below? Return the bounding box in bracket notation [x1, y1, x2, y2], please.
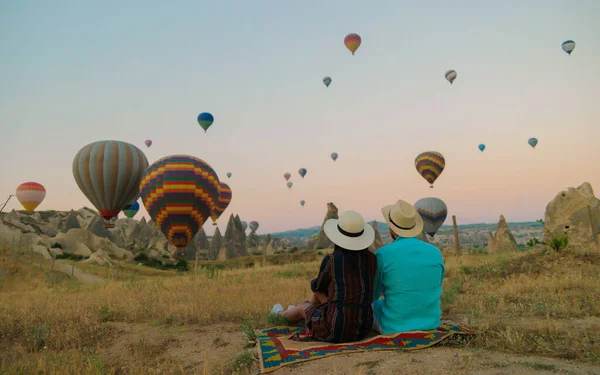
[1, 244, 598, 373]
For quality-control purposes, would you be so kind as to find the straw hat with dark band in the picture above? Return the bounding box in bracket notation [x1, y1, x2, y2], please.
[381, 200, 424, 238]
[323, 210, 375, 251]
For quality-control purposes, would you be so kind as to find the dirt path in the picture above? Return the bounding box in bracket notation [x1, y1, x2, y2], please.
[93, 322, 600, 375]
[52, 260, 105, 284]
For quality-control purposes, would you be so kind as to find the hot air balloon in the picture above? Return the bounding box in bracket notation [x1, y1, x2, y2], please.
[287, 181, 293, 189]
[298, 168, 307, 179]
[562, 40, 575, 55]
[478, 144, 486, 152]
[414, 197, 448, 237]
[241, 221, 248, 232]
[528, 138, 538, 149]
[211, 182, 232, 225]
[226, 172, 232, 179]
[284, 173, 291, 181]
[249, 221, 259, 233]
[344, 33, 362, 55]
[16, 182, 46, 213]
[123, 201, 140, 218]
[145, 139, 152, 148]
[140, 155, 220, 258]
[73, 140, 149, 227]
[197, 112, 214, 133]
[323, 76, 332, 87]
[445, 70, 457, 84]
[415, 151, 446, 188]
[331, 152, 338, 162]
[300, 200, 305, 207]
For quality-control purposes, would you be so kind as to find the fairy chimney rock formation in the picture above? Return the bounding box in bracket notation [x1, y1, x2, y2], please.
[194, 228, 210, 249]
[224, 214, 248, 258]
[314, 202, 339, 250]
[209, 227, 223, 260]
[487, 215, 519, 253]
[544, 183, 600, 250]
[61, 210, 81, 233]
[262, 234, 272, 255]
[368, 221, 384, 253]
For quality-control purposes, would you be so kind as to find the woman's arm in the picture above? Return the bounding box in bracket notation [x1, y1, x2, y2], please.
[310, 255, 333, 294]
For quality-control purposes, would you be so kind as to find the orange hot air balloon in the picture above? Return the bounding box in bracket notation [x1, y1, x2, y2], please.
[344, 33, 362, 55]
[16, 182, 46, 212]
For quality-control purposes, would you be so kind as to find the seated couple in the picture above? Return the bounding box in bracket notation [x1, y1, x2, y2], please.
[271, 199, 445, 343]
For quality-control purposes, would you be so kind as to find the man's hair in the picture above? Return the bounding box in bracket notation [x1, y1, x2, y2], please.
[389, 229, 399, 240]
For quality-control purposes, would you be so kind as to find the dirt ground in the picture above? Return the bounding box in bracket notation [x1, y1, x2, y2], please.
[93, 322, 600, 375]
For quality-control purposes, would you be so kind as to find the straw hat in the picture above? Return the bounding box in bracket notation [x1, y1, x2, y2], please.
[323, 210, 375, 251]
[381, 200, 424, 238]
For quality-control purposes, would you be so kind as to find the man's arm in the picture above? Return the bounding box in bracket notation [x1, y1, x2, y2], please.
[372, 251, 384, 302]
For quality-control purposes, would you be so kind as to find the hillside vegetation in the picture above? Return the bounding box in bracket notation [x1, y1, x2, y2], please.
[0, 244, 598, 374]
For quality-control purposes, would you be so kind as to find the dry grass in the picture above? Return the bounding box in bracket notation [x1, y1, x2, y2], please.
[1, 245, 599, 374]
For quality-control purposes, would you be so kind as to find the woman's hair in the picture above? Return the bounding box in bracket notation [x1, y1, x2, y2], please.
[334, 245, 366, 253]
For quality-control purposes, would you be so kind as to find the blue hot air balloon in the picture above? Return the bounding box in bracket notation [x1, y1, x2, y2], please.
[478, 144, 486, 152]
[197, 112, 214, 133]
[528, 138, 538, 149]
[123, 201, 140, 218]
[298, 168, 307, 179]
[300, 200, 305, 207]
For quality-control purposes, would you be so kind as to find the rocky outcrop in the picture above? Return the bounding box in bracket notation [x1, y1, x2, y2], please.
[209, 228, 223, 260]
[368, 221, 384, 253]
[61, 210, 81, 233]
[487, 215, 519, 253]
[314, 203, 339, 250]
[248, 232, 259, 250]
[223, 214, 248, 258]
[53, 229, 134, 260]
[544, 182, 600, 250]
[87, 215, 110, 238]
[262, 234, 273, 255]
[195, 228, 210, 250]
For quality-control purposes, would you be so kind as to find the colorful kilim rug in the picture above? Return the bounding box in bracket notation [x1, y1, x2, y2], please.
[257, 323, 475, 373]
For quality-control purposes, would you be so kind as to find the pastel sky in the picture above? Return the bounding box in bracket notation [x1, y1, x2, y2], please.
[2, 0, 599, 235]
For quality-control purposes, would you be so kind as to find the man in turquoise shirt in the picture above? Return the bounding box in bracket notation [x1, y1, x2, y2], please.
[372, 199, 445, 334]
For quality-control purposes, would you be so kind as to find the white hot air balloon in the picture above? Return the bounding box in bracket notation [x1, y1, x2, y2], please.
[562, 40, 576, 55]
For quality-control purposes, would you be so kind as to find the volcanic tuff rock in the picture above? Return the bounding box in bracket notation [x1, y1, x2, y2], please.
[368, 221, 384, 253]
[487, 215, 519, 253]
[209, 227, 223, 260]
[223, 214, 248, 258]
[313, 203, 339, 250]
[544, 182, 600, 250]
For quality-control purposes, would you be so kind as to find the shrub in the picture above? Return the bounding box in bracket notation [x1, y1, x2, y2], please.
[549, 235, 568, 251]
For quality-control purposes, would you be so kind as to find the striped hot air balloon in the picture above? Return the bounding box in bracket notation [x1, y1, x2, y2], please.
[139, 155, 220, 257]
[211, 182, 232, 225]
[415, 151, 446, 188]
[123, 201, 140, 218]
[414, 197, 448, 237]
[249, 221, 259, 233]
[445, 70, 457, 84]
[73, 140, 148, 227]
[298, 168, 307, 179]
[344, 33, 362, 55]
[16, 182, 46, 213]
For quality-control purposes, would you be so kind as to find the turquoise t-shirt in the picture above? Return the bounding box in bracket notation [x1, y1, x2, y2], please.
[372, 237, 445, 334]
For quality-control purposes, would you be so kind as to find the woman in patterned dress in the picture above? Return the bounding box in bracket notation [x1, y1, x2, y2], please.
[271, 210, 377, 343]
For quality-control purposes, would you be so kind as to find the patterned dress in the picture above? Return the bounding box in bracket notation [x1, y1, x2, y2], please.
[301, 246, 377, 343]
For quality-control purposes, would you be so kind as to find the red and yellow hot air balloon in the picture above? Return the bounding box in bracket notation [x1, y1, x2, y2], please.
[344, 33, 362, 55]
[211, 182, 232, 225]
[140, 155, 220, 259]
[415, 151, 446, 188]
[16, 182, 46, 212]
[73, 140, 149, 227]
